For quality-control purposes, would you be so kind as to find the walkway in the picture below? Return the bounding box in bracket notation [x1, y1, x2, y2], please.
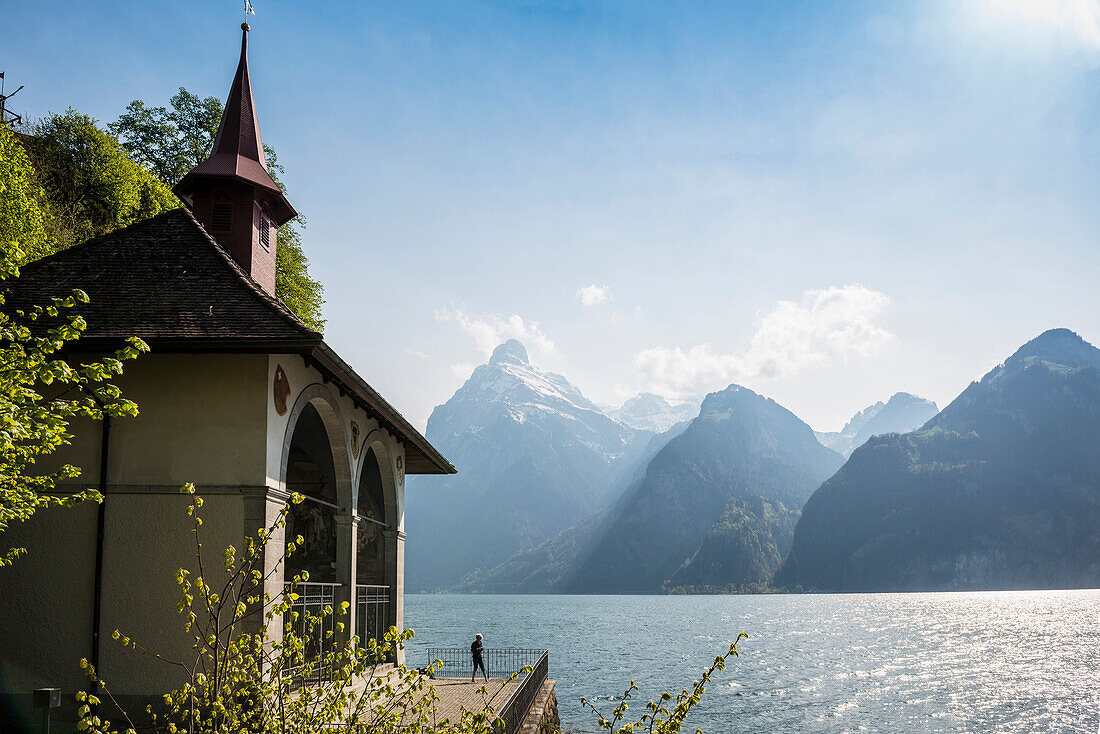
[426, 677, 523, 724]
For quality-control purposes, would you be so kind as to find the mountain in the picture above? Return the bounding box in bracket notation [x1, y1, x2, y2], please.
[404, 340, 652, 591]
[815, 392, 939, 457]
[549, 384, 843, 593]
[607, 393, 700, 433]
[776, 328, 1100, 592]
[455, 418, 693, 593]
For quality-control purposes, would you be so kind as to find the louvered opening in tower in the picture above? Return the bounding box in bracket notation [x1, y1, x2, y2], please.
[211, 204, 233, 232]
[260, 215, 271, 251]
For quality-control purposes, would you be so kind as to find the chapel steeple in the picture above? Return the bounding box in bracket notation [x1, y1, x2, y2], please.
[174, 23, 296, 295]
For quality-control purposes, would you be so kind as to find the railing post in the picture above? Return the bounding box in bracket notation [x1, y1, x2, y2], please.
[383, 528, 405, 665]
[335, 515, 356, 647]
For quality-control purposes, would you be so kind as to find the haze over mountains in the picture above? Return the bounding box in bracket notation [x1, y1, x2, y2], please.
[404, 340, 657, 591]
[777, 328, 1100, 592]
[410, 328, 1099, 595]
[815, 393, 939, 458]
[605, 393, 700, 433]
[561, 385, 844, 593]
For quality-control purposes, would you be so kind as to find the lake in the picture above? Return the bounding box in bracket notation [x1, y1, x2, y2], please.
[404, 591, 1100, 733]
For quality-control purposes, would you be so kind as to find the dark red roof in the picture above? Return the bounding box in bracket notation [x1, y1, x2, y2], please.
[4, 208, 454, 475]
[174, 24, 296, 225]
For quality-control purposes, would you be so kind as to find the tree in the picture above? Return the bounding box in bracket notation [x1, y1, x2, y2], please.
[109, 88, 222, 184]
[19, 111, 177, 254]
[111, 88, 325, 332]
[0, 126, 53, 263]
[0, 241, 148, 565]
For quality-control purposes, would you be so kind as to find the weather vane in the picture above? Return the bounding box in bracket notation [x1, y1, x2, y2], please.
[244, 0, 255, 21]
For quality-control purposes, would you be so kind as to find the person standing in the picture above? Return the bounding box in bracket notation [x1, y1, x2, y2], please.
[470, 633, 487, 682]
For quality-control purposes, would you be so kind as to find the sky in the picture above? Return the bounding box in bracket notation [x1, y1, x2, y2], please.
[4, 0, 1100, 431]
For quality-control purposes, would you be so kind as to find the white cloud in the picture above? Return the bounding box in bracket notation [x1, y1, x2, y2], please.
[632, 285, 893, 399]
[435, 307, 556, 356]
[576, 284, 613, 307]
[970, 0, 1100, 51]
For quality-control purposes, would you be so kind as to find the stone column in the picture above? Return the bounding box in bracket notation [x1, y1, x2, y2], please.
[383, 528, 406, 665]
[334, 514, 357, 646]
[242, 488, 288, 644]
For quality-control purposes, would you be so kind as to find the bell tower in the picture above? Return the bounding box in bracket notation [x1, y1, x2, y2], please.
[174, 23, 296, 295]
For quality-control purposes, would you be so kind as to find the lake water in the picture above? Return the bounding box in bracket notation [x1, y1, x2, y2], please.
[404, 591, 1100, 733]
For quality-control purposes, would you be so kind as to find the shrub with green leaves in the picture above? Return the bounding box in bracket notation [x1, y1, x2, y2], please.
[0, 242, 148, 565]
[77, 486, 519, 734]
[580, 633, 747, 734]
[20, 110, 177, 253]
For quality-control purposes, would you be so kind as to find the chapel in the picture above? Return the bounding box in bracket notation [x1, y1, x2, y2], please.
[0, 23, 454, 727]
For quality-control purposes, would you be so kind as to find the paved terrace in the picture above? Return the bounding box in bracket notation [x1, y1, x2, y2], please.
[424, 677, 523, 725]
[345, 671, 522, 727]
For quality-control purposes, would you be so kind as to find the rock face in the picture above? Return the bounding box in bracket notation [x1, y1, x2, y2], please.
[815, 392, 939, 458]
[403, 340, 652, 591]
[607, 393, 700, 433]
[555, 384, 843, 593]
[776, 328, 1100, 592]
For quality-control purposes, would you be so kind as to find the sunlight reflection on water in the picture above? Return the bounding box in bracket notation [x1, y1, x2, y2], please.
[405, 590, 1100, 733]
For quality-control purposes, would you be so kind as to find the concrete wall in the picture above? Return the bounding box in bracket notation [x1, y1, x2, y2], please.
[52, 353, 270, 491]
[0, 504, 98, 728]
[0, 351, 414, 728]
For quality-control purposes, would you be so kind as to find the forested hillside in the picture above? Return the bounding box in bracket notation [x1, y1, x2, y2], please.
[776, 328, 1100, 592]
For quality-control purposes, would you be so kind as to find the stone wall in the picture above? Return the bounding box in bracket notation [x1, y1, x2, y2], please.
[521, 678, 560, 734]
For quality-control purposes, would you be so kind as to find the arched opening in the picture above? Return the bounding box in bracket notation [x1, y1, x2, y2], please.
[284, 403, 338, 584]
[356, 447, 387, 584]
[355, 446, 391, 649]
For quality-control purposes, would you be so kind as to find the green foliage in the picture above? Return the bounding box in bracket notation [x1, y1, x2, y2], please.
[78, 486, 739, 733]
[111, 88, 325, 332]
[275, 218, 325, 331]
[666, 496, 799, 592]
[580, 633, 747, 734]
[109, 88, 222, 184]
[78, 487, 516, 734]
[0, 126, 53, 262]
[20, 110, 176, 254]
[0, 245, 148, 565]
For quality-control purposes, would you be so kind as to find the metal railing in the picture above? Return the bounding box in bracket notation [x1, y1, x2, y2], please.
[425, 648, 549, 733]
[495, 650, 549, 734]
[356, 584, 391, 649]
[282, 581, 341, 685]
[425, 647, 546, 680]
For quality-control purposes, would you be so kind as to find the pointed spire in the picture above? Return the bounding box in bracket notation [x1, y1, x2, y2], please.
[174, 23, 296, 226]
[210, 23, 267, 170]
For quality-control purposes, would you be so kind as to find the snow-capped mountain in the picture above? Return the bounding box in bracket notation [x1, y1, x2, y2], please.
[815, 392, 939, 457]
[404, 340, 653, 591]
[608, 393, 700, 433]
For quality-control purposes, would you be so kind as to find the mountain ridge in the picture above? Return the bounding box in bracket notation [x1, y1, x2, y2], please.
[404, 340, 655, 591]
[776, 328, 1100, 592]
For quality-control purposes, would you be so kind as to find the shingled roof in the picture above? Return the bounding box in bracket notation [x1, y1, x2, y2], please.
[4, 208, 454, 475]
[7, 208, 316, 343]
